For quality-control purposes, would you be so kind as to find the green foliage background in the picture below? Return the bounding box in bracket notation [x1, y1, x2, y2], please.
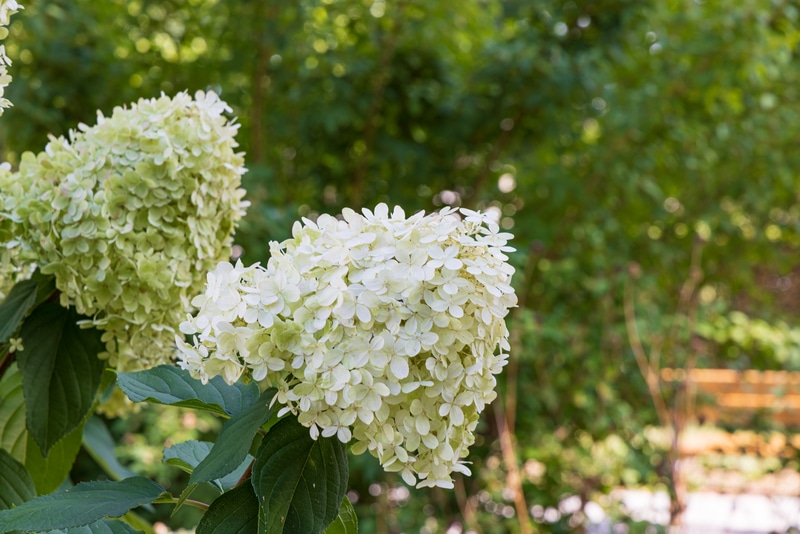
[3, 0, 800, 531]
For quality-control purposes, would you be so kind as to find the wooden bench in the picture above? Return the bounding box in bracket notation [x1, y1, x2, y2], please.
[660, 368, 800, 457]
[661, 368, 800, 427]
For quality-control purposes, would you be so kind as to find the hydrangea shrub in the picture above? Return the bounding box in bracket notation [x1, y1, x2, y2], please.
[177, 204, 516, 488]
[5, 91, 248, 371]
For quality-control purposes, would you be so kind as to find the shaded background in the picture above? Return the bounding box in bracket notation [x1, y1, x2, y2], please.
[4, 0, 800, 531]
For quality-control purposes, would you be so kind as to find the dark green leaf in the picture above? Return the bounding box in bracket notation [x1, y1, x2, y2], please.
[163, 440, 251, 492]
[196, 483, 259, 534]
[0, 448, 35, 510]
[322, 498, 358, 534]
[189, 389, 275, 486]
[82, 417, 137, 482]
[44, 518, 142, 534]
[28, 273, 57, 309]
[251, 416, 348, 534]
[0, 363, 26, 462]
[0, 476, 164, 532]
[17, 303, 104, 456]
[25, 421, 85, 495]
[0, 274, 55, 347]
[0, 279, 38, 344]
[117, 365, 260, 417]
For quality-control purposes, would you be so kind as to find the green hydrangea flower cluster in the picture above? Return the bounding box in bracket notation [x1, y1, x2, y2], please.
[5, 91, 248, 371]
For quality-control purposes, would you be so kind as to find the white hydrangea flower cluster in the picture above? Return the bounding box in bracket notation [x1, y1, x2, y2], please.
[177, 204, 516, 488]
[5, 91, 248, 371]
[0, 1, 22, 115]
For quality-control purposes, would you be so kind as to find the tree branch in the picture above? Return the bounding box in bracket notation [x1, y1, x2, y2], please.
[623, 276, 671, 429]
[493, 398, 533, 534]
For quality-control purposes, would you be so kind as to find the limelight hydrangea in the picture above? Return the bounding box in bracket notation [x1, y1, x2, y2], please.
[6, 91, 248, 371]
[177, 204, 516, 488]
[0, 1, 22, 115]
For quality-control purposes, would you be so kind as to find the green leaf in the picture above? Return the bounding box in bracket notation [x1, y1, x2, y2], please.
[44, 518, 142, 534]
[189, 389, 275, 486]
[0, 448, 35, 510]
[82, 417, 137, 481]
[117, 365, 260, 417]
[27, 273, 57, 310]
[0, 274, 57, 347]
[117, 512, 154, 534]
[163, 440, 252, 492]
[0, 363, 27, 462]
[0, 279, 38, 344]
[196, 483, 260, 534]
[25, 420, 85, 495]
[0, 365, 85, 494]
[251, 416, 348, 534]
[322, 498, 358, 534]
[17, 303, 104, 456]
[0, 476, 164, 532]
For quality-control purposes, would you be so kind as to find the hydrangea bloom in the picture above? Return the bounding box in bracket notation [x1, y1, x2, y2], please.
[177, 204, 516, 488]
[6, 91, 248, 371]
[0, 1, 22, 115]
